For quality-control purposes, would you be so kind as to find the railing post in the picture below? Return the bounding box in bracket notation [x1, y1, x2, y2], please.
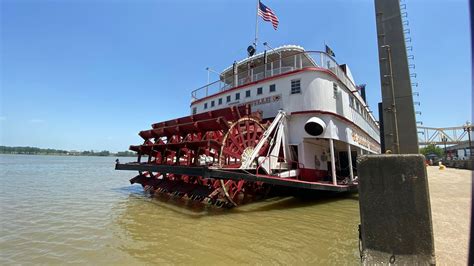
[279, 56, 282, 74]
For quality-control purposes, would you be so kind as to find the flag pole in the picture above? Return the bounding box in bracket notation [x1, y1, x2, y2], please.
[254, 0, 259, 51]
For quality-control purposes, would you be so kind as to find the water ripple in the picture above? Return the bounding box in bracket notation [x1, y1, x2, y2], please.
[0, 154, 360, 264]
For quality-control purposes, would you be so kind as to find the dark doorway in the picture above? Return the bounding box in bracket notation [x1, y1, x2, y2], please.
[338, 151, 358, 178]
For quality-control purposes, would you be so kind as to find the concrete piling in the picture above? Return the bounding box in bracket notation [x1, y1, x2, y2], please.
[358, 154, 436, 265]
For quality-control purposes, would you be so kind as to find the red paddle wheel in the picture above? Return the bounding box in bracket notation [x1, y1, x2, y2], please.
[128, 105, 269, 207]
[218, 116, 269, 205]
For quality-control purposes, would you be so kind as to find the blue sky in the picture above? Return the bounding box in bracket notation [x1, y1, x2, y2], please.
[0, 0, 471, 152]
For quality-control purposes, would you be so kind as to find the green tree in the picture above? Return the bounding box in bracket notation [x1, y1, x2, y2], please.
[420, 144, 444, 157]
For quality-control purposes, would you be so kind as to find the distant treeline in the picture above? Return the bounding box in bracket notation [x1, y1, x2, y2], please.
[115, 151, 136, 157]
[0, 146, 137, 157]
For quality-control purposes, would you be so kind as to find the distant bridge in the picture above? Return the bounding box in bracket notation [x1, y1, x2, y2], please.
[417, 125, 473, 146]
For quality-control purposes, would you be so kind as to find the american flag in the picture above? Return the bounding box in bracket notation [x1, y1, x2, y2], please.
[258, 1, 279, 30]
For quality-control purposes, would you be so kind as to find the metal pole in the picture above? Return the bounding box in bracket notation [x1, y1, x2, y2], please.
[464, 122, 472, 158]
[254, 0, 259, 50]
[442, 136, 447, 161]
[329, 138, 337, 185]
[384, 45, 400, 154]
[444, 142, 447, 160]
[264, 42, 282, 74]
[467, 127, 472, 158]
[347, 143, 354, 182]
[206, 67, 210, 96]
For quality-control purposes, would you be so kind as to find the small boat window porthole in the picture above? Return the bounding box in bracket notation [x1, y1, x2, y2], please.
[257, 87, 263, 95]
[218, 98, 223, 105]
[211, 100, 215, 107]
[235, 92, 240, 100]
[246, 90, 251, 98]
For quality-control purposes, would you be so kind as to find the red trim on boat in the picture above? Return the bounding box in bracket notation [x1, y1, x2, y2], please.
[299, 168, 327, 182]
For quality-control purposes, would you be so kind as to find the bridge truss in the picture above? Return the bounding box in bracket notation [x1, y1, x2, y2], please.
[418, 125, 473, 146]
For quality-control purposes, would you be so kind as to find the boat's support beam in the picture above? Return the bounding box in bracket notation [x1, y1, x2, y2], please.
[242, 110, 288, 169]
[115, 163, 356, 192]
[329, 138, 337, 185]
[347, 143, 354, 182]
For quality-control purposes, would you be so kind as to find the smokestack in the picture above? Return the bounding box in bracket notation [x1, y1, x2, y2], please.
[358, 84, 367, 103]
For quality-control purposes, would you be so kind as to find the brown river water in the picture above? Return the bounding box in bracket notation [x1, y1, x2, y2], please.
[0, 155, 361, 264]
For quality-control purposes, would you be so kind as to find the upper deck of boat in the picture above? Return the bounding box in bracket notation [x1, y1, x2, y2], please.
[190, 45, 377, 127]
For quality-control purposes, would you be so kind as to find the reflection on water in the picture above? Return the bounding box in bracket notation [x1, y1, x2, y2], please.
[0, 155, 360, 264]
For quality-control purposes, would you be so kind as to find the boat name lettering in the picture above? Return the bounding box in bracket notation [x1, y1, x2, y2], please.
[352, 131, 381, 153]
[240, 94, 282, 107]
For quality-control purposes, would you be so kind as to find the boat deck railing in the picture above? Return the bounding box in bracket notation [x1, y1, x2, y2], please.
[191, 51, 358, 102]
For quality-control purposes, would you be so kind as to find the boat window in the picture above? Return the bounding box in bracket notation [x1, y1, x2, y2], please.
[204, 103, 208, 109]
[349, 95, 354, 107]
[257, 87, 263, 95]
[291, 79, 301, 94]
[356, 102, 360, 113]
[333, 83, 338, 99]
[192, 107, 197, 115]
[226, 95, 231, 102]
[235, 92, 240, 100]
[269, 84, 276, 93]
[211, 100, 215, 107]
[218, 98, 222, 105]
[246, 90, 251, 97]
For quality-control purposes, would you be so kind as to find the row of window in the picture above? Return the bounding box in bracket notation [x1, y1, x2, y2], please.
[201, 83, 279, 110]
[331, 80, 377, 133]
[196, 79, 303, 114]
[195, 79, 376, 132]
[348, 94, 378, 130]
